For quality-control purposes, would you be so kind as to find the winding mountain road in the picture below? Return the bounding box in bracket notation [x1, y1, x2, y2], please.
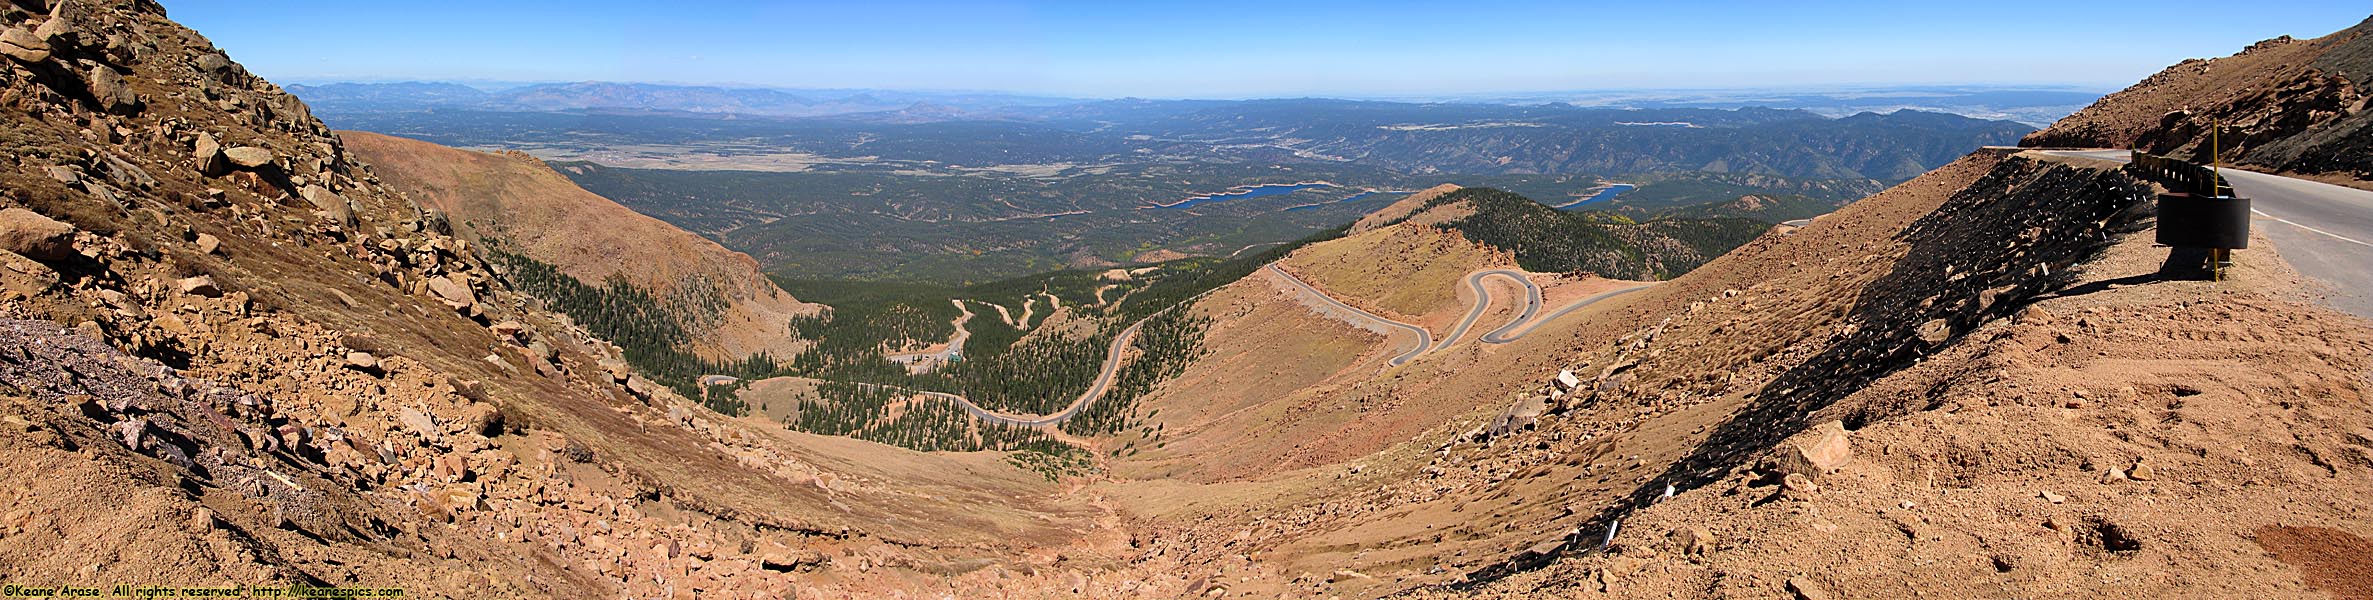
[952, 311, 1152, 427]
[1266, 264, 1434, 366]
[846, 290, 1210, 428]
[1270, 265, 1655, 366]
[883, 299, 974, 368]
[1440, 270, 1543, 347]
[2042, 149, 2373, 317]
[815, 262, 1652, 430]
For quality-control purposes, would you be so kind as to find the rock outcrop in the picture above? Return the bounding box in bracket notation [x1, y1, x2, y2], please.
[0, 2, 1073, 597]
[0, 208, 75, 261]
[2024, 17, 2373, 180]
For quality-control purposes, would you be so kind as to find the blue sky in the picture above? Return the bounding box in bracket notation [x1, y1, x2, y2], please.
[167, 0, 2369, 98]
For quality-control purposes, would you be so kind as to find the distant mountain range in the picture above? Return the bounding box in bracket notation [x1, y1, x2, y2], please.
[289, 81, 2100, 126]
[313, 96, 2032, 182]
[286, 81, 1084, 117]
[299, 86, 2035, 283]
[1474, 85, 2110, 127]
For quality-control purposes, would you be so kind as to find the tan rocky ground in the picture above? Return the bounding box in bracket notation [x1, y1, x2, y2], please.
[0, 2, 1103, 597]
[1424, 188, 2373, 599]
[1077, 146, 2372, 599]
[4, 2, 2371, 599]
[1353, 183, 1463, 233]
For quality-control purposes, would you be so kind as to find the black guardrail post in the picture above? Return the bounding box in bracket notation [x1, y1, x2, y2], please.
[2131, 151, 2249, 280]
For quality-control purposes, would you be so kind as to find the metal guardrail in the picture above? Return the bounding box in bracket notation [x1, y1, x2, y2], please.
[2128, 150, 2234, 197]
[2130, 150, 2248, 280]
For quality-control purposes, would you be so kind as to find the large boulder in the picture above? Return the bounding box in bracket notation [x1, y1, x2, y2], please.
[222, 146, 273, 169]
[0, 208, 76, 262]
[1771, 420, 1854, 479]
[193, 133, 227, 176]
[193, 52, 229, 73]
[175, 275, 221, 298]
[425, 274, 475, 311]
[97, 154, 155, 190]
[457, 403, 502, 436]
[34, 1, 93, 48]
[31, 17, 73, 46]
[300, 184, 354, 227]
[343, 352, 383, 375]
[86, 65, 136, 113]
[624, 375, 656, 400]
[758, 548, 828, 572]
[1917, 318, 1952, 345]
[0, 249, 58, 296]
[0, 27, 49, 63]
[396, 407, 440, 440]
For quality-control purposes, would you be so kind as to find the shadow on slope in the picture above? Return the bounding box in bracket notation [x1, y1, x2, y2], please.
[1464, 155, 2153, 585]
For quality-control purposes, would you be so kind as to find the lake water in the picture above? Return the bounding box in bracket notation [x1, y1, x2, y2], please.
[1551, 184, 1636, 210]
[1161, 183, 1335, 209]
[1284, 189, 1407, 212]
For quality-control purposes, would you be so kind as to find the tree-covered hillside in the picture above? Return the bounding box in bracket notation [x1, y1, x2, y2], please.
[1417, 188, 1773, 280]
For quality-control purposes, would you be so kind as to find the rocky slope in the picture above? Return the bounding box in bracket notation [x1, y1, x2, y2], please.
[0, 2, 1101, 597]
[1427, 211, 2373, 598]
[1133, 17, 2373, 598]
[340, 131, 820, 362]
[1101, 144, 2371, 599]
[2024, 15, 2373, 182]
[5, 2, 2371, 599]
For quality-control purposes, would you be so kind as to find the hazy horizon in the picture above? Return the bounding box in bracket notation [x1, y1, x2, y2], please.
[278, 78, 2115, 104]
[272, 78, 2116, 106]
[169, 0, 2366, 99]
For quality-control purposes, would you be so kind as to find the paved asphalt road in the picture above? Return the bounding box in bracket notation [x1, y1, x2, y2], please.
[1440, 270, 1541, 348]
[826, 263, 1654, 428]
[1273, 265, 1655, 365]
[852, 297, 1170, 428]
[1266, 264, 1435, 366]
[884, 298, 975, 366]
[847, 284, 1229, 428]
[1447, 270, 1655, 345]
[2045, 150, 2373, 317]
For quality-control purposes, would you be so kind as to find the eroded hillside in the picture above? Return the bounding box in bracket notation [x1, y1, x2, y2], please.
[0, 2, 1114, 597]
[1436, 197, 2373, 598]
[341, 131, 821, 366]
[1092, 140, 2370, 598]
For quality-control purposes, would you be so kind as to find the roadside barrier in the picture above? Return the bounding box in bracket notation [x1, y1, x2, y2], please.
[2130, 151, 2248, 280]
[2129, 150, 2234, 197]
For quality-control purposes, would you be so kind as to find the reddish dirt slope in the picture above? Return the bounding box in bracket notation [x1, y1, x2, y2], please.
[1425, 199, 2373, 599]
[1107, 146, 2373, 599]
[342, 131, 818, 360]
[0, 2, 1100, 597]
